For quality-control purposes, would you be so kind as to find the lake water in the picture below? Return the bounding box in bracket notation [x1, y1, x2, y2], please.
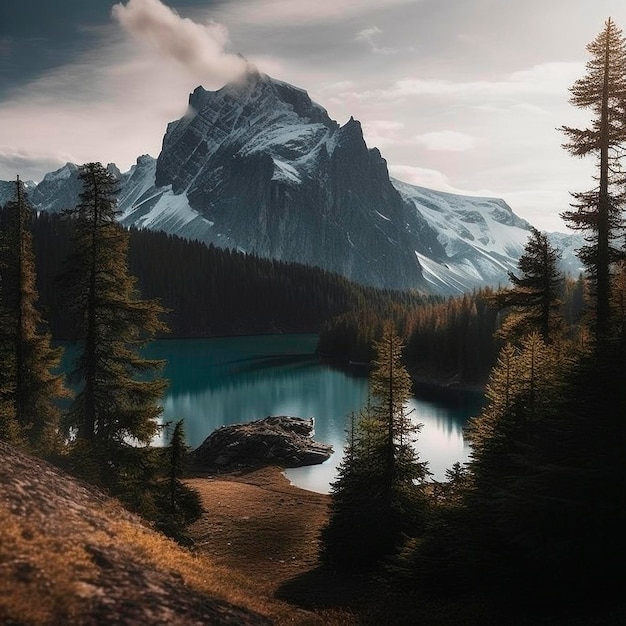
[141, 334, 485, 493]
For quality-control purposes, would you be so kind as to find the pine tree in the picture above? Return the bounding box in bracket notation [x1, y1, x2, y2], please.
[494, 228, 563, 343]
[157, 419, 203, 542]
[60, 163, 167, 480]
[321, 322, 429, 568]
[560, 18, 626, 341]
[0, 178, 68, 451]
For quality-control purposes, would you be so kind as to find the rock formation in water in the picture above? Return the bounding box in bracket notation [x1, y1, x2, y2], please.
[190, 415, 333, 471]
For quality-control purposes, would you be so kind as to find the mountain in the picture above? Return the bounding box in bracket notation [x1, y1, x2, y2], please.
[0, 178, 36, 207]
[392, 180, 534, 293]
[1, 66, 583, 294]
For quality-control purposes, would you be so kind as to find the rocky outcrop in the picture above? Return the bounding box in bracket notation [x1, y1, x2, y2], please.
[190, 416, 333, 472]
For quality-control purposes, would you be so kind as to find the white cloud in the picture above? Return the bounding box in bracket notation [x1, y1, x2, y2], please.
[355, 26, 397, 55]
[0, 1, 256, 181]
[112, 0, 247, 83]
[366, 62, 584, 102]
[356, 26, 381, 43]
[415, 130, 477, 152]
[389, 165, 453, 190]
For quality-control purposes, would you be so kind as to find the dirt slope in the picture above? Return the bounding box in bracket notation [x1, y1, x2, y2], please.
[0, 441, 271, 626]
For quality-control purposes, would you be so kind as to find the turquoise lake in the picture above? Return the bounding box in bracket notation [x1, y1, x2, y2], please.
[141, 334, 484, 493]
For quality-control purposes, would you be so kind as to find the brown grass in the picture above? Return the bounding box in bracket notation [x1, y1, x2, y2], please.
[0, 448, 352, 626]
[186, 467, 357, 625]
[0, 509, 101, 624]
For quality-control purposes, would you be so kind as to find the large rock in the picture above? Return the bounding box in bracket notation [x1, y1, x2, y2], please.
[190, 416, 333, 471]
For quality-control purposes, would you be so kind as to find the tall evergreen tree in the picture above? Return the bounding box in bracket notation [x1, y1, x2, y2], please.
[494, 228, 563, 343]
[321, 322, 429, 568]
[60, 163, 167, 479]
[560, 18, 626, 341]
[0, 178, 68, 451]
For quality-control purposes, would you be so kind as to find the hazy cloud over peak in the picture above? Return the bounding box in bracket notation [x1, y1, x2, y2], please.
[112, 0, 247, 82]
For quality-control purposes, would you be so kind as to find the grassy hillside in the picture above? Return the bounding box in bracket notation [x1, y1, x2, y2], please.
[0, 441, 323, 625]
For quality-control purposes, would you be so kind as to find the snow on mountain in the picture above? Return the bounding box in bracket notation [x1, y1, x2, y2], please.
[29, 163, 81, 214]
[0, 67, 586, 295]
[120, 66, 441, 291]
[546, 230, 586, 277]
[392, 179, 534, 293]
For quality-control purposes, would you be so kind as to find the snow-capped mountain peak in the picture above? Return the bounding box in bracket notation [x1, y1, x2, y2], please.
[1, 72, 583, 294]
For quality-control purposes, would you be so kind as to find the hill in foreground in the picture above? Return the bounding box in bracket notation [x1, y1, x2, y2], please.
[0, 441, 274, 626]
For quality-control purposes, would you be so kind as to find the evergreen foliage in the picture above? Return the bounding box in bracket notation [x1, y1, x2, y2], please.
[493, 228, 564, 343]
[157, 419, 203, 543]
[321, 322, 429, 569]
[26, 210, 429, 339]
[319, 288, 501, 386]
[560, 18, 626, 341]
[0, 178, 68, 451]
[59, 163, 167, 484]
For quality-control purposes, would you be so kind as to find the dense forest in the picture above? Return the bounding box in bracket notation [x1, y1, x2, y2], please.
[25, 210, 433, 339]
[318, 272, 586, 387]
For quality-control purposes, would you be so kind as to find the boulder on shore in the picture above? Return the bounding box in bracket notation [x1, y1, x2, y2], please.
[190, 416, 333, 472]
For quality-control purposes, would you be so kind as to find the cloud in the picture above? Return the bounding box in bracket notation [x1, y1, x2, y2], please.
[0, 148, 75, 183]
[112, 0, 247, 82]
[355, 62, 584, 102]
[0, 41, 208, 181]
[415, 130, 477, 152]
[361, 120, 408, 147]
[356, 26, 382, 43]
[355, 26, 397, 55]
[389, 165, 453, 190]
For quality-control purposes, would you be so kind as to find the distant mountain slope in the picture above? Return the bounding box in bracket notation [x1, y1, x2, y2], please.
[392, 179, 534, 292]
[119, 67, 442, 291]
[1, 66, 584, 294]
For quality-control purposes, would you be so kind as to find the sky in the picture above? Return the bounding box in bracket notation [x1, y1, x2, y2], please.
[1, 1, 625, 233]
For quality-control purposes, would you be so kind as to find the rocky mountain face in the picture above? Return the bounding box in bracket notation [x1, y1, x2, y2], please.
[0, 66, 583, 294]
[124, 67, 443, 290]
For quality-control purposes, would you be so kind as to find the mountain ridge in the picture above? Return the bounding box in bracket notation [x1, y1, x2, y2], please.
[1, 69, 583, 293]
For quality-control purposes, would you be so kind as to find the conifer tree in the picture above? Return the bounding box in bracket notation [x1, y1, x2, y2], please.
[560, 18, 626, 341]
[0, 178, 68, 451]
[321, 322, 429, 568]
[494, 228, 563, 343]
[157, 419, 203, 542]
[60, 163, 167, 479]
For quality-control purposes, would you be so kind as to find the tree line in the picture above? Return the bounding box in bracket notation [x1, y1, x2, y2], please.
[27, 209, 432, 339]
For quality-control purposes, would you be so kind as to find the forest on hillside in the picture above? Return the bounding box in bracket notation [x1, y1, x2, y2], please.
[26, 210, 432, 339]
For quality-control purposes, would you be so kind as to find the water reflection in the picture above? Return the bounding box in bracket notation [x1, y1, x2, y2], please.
[144, 335, 484, 493]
